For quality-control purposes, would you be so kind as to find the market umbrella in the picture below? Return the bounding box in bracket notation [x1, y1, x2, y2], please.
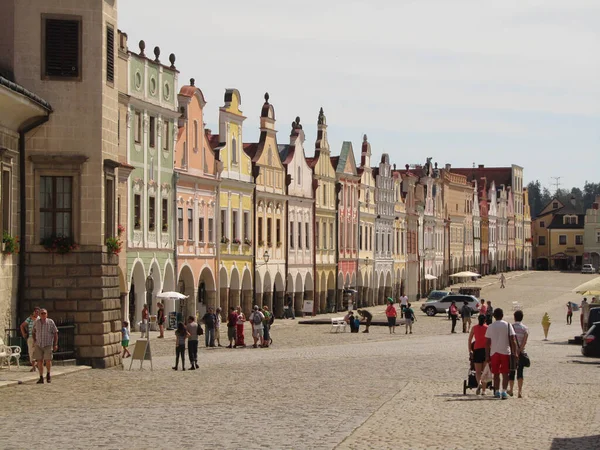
[572, 277, 600, 296]
[449, 271, 480, 278]
[424, 274, 437, 280]
[156, 291, 189, 299]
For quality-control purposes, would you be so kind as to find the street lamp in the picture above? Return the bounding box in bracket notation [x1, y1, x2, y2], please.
[263, 250, 270, 265]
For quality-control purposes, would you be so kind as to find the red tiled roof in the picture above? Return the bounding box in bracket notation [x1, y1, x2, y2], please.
[451, 167, 512, 188]
[306, 157, 317, 168]
[179, 86, 196, 98]
[330, 156, 339, 170]
[243, 142, 259, 159]
[207, 133, 222, 149]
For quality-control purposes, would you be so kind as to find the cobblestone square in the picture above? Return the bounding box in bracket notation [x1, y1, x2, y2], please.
[1, 272, 599, 449]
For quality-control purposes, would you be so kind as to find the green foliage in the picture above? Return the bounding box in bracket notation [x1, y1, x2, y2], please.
[2, 232, 19, 255]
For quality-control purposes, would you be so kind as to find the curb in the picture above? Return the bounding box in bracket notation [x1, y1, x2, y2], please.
[0, 365, 91, 389]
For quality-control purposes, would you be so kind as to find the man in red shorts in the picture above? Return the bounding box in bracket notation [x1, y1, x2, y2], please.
[485, 308, 517, 399]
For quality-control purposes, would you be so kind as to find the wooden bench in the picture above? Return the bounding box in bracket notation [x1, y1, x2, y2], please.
[330, 317, 347, 333]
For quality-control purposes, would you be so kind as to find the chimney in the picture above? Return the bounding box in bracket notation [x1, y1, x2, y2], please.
[445, 163, 451, 170]
[478, 164, 484, 169]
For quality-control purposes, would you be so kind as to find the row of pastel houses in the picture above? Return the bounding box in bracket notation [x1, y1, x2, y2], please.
[0, 1, 530, 368]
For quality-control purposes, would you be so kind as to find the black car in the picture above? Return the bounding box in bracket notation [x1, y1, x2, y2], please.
[582, 321, 600, 357]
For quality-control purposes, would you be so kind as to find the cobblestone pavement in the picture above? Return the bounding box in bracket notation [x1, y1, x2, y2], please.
[1, 271, 599, 449]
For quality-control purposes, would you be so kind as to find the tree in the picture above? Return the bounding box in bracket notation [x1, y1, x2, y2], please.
[527, 180, 543, 218]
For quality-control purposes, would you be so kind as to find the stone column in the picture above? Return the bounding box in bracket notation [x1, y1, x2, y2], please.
[336, 289, 343, 311]
[294, 292, 303, 316]
[220, 287, 229, 313]
[229, 289, 240, 313]
[274, 291, 285, 318]
[262, 291, 273, 311]
[327, 289, 335, 313]
[242, 289, 253, 315]
[384, 286, 393, 301]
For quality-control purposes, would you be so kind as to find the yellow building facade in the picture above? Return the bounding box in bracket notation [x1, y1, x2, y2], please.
[215, 89, 254, 316]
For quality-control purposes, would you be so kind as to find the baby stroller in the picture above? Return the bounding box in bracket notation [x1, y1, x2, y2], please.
[463, 354, 493, 395]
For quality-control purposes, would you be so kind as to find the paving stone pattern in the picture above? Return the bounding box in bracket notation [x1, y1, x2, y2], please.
[1, 272, 599, 449]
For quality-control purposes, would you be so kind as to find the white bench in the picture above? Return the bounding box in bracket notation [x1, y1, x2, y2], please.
[0, 338, 20, 370]
[330, 317, 347, 333]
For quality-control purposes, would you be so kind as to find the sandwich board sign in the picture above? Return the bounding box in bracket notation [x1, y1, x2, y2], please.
[129, 338, 153, 371]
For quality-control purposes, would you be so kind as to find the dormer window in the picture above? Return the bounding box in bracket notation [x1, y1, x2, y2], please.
[553, 202, 558, 209]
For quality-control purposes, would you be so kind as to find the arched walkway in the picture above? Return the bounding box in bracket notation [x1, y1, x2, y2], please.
[129, 261, 146, 330]
[229, 268, 241, 315]
[304, 272, 314, 314]
[274, 272, 285, 317]
[176, 264, 194, 319]
[219, 266, 228, 314]
[241, 269, 253, 316]
[198, 266, 216, 317]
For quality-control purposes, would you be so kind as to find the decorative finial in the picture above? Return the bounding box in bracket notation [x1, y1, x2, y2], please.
[405, 164, 409, 170]
[169, 53, 176, 69]
[434, 162, 438, 169]
[363, 134, 368, 142]
[153, 46, 160, 63]
[295, 116, 300, 125]
[264, 92, 269, 103]
[190, 78, 195, 86]
[318, 107, 326, 125]
[138, 40, 146, 56]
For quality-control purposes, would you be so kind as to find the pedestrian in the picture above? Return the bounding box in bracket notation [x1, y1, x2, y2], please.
[187, 316, 200, 370]
[226, 306, 238, 348]
[508, 310, 529, 398]
[468, 314, 488, 395]
[141, 304, 149, 338]
[201, 307, 217, 348]
[485, 308, 518, 399]
[172, 321, 190, 371]
[157, 302, 165, 338]
[262, 306, 273, 347]
[344, 310, 358, 332]
[485, 300, 494, 325]
[19, 306, 40, 372]
[479, 299, 487, 318]
[404, 302, 415, 334]
[32, 308, 58, 384]
[235, 306, 246, 347]
[500, 273, 506, 288]
[215, 307, 223, 347]
[249, 305, 265, 348]
[285, 294, 295, 319]
[461, 300, 472, 333]
[400, 294, 408, 318]
[566, 302, 573, 325]
[580, 298, 588, 331]
[385, 298, 397, 334]
[449, 301, 459, 333]
[357, 309, 373, 333]
[121, 321, 131, 359]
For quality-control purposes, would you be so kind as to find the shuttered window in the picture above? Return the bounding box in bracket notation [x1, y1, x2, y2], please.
[42, 16, 81, 79]
[106, 25, 115, 83]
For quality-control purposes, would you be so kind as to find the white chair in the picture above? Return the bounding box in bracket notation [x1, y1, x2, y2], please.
[330, 317, 347, 333]
[0, 338, 21, 370]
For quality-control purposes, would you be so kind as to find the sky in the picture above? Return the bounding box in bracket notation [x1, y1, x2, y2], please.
[118, 0, 599, 191]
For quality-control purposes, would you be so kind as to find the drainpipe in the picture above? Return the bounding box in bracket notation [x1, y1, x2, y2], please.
[252, 166, 260, 314]
[18, 115, 51, 321]
[334, 181, 341, 312]
[284, 173, 291, 318]
[311, 179, 318, 314]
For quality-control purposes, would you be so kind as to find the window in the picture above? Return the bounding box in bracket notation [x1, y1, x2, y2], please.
[369, 226, 373, 251]
[161, 199, 168, 232]
[323, 222, 328, 249]
[576, 235, 583, 245]
[553, 202, 558, 209]
[149, 116, 156, 148]
[258, 217, 264, 245]
[134, 194, 141, 229]
[559, 235, 567, 245]
[597, 231, 600, 244]
[538, 236, 546, 246]
[298, 221, 302, 249]
[2, 169, 11, 234]
[231, 137, 237, 164]
[199, 217, 205, 242]
[243, 212, 250, 241]
[232, 211, 238, 240]
[297, 167, 301, 185]
[330, 223, 334, 249]
[177, 208, 183, 239]
[187, 209, 193, 240]
[148, 197, 155, 231]
[40, 176, 72, 239]
[106, 25, 115, 83]
[306, 222, 310, 248]
[208, 218, 214, 243]
[290, 222, 294, 248]
[42, 16, 81, 80]
[276, 219, 281, 245]
[163, 121, 169, 151]
[267, 218, 272, 246]
[104, 177, 114, 238]
[322, 184, 327, 206]
[134, 111, 141, 143]
[194, 121, 199, 150]
[220, 210, 227, 238]
[316, 221, 320, 249]
[268, 148, 273, 166]
[182, 142, 188, 168]
[359, 225, 363, 250]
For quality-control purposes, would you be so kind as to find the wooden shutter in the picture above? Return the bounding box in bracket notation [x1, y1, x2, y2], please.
[106, 25, 115, 83]
[45, 18, 80, 78]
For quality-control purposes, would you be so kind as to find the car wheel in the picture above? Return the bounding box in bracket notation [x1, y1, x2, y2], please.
[425, 306, 437, 316]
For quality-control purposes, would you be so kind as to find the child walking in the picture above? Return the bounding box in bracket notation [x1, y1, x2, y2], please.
[404, 303, 416, 334]
[121, 321, 131, 358]
[173, 322, 190, 371]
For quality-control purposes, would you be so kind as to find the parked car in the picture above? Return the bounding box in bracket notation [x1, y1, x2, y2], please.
[587, 307, 600, 332]
[426, 290, 450, 301]
[581, 321, 600, 357]
[581, 264, 596, 274]
[420, 294, 480, 317]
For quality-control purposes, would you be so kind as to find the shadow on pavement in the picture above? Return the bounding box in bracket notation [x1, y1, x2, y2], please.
[551, 435, 600, 450]
[566, 359, 600, 365]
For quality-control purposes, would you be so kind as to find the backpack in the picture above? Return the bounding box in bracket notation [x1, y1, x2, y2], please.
[253, 312, 262, 325]
[405, 308, 413, 321]
[268, 312, 275, 325]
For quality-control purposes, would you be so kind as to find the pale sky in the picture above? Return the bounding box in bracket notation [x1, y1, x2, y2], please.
[119, 0, 599, 190]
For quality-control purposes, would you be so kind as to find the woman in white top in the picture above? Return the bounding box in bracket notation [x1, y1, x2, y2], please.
[508, 309, 529, 398]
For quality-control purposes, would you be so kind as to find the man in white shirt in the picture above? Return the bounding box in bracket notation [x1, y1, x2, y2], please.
[400, 295, 408, 318]
[485, 308, 517, 399]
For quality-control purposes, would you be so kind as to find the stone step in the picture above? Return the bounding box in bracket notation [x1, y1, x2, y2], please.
[52, 359, 77, 367]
